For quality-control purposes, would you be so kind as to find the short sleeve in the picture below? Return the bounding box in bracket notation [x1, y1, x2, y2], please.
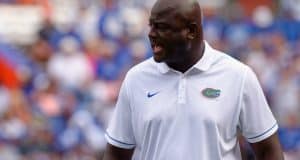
[239, 67, 278, 143]
[105, 76, 136, 149]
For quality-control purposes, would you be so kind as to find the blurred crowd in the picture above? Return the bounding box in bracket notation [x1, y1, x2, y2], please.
[0, 0, 299, 159]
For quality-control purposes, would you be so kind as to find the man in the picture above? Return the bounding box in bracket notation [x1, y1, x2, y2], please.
[103, 0, 284, 159]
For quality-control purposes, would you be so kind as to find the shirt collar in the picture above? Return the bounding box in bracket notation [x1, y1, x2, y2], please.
[156, 41, 216, 74]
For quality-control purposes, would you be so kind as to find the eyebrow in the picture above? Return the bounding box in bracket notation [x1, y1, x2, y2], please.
[149, 18, 168, 24]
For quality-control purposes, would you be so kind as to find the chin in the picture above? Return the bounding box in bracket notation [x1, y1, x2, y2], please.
[153, 56, 164, 63]
[152, 52, 166, 63]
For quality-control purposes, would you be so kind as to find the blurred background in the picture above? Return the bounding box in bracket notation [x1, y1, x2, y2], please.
[0, 0, 299, 159]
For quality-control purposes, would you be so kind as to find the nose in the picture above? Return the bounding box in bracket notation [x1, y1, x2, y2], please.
[148, 26, 157, 39]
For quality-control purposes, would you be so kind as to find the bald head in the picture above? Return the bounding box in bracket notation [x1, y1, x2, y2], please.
[152, 0, 202, 27]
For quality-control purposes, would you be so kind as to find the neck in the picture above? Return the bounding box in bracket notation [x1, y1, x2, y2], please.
[167, 41, 205, 73]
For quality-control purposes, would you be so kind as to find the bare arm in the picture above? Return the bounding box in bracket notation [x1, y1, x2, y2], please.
[102, 143, 134, 160]
[250, 132, 284, 160]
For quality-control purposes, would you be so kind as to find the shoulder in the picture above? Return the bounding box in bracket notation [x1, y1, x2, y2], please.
[205, 47, 258, 88]
[123, 57, 158, 83]
[127, 57, 157, 75]
[211, 48, 251, 76]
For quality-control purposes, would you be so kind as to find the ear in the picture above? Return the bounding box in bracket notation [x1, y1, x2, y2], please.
[187, 22, 198, 40]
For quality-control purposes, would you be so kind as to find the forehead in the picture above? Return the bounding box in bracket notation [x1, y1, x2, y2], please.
[150, 1, 181, 19]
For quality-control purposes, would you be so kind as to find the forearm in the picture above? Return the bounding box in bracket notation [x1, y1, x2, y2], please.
[251, 133, 284, 160]
[102, 144, 133, 160]
[102, 153, 120, 160]
[102, 150, 124, 160]
[102, 150, 118, 160]
[255, 154, 284, 160]
[254, 148, 284, 160]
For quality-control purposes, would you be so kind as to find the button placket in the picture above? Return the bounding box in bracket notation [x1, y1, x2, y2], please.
[178, 75, 187, 104]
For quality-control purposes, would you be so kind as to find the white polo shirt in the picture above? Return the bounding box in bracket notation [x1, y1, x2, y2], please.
[105, 42, 278, 160]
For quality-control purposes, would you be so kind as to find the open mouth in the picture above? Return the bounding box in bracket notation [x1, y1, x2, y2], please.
[153, 45, 163, 53]
[150, 38, 164, 55]
[151, 42, 165, 61]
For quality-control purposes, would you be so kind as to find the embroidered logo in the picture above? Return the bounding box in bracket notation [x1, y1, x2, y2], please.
[147, 92, 160, 98]
[202, 88, 221, 98]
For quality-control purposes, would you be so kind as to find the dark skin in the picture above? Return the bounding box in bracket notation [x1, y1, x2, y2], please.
[103, 144, 133, 160]
[148, 0, 204, 73]
[103, 0, 284, 159]
[250, 133, 284, 160]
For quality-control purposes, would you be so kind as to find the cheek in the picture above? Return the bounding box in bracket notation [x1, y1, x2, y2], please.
[163, 34, 182, 44]
[172, 38, 189, 50]
[160, 32, 188, 51]
[171, 33, 187, 44]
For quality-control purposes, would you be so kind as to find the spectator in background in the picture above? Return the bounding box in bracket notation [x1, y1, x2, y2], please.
[223, 3, 252, 59]
[30, 75, 80, 152]
[98, 0, 124, 42]
[95, 40, 120, 81]
[202, 6, 226, 50]
[47, 36, 93, 90]
[0, 92, 28, 142]
[39, 18, 63, 50]
[275, 10, 300, 44]
[29, 38, 53, 70]
[84, 37, 103, 77]
[245, 33, 289, 99]
[76, 1, 101, 42]
[95, 39, 133, 81]
[272, 64, 300, 128]
[280, 0, 300, 21]
[251, 5, 276, 35]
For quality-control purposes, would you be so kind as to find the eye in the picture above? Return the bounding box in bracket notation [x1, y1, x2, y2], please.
[148, 21, 171, 32]
[156, 23, 170, 31]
